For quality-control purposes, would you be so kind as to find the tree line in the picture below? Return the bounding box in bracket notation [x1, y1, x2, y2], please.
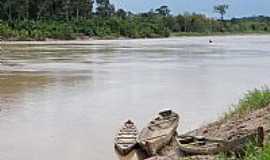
[0, 0, 119, 21]
[0, 0, 270, 40]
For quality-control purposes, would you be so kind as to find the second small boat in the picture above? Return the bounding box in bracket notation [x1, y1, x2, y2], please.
[137, 110, 179, 156]
[115, 120, 139, 155]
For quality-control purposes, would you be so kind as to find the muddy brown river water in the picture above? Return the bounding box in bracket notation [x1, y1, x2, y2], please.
[0, 36, 270, 160]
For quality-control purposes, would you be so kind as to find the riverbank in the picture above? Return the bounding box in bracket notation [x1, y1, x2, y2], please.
[180, 87, 270, 160]
[171, 32, 270, 37]
[182, 106, 270, 160]
[1, 34, 270, 45]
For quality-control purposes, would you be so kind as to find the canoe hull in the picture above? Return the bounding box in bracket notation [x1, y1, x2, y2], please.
[115, 143, 138, 156]
[115, 120, 139, 156]
[138, 110, 179, 156]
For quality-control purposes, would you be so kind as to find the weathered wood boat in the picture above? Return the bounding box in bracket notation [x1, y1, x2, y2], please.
[176, 127, 265, 156]
[115, 120, 139, 155]
[137, 110, 179, 156]
[177, 135, 227, 156]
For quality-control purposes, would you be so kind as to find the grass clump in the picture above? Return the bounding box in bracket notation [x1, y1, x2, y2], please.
[217, 142, 270, 160]
[243, 142, 270, 160]
[225, 86, 270, 118]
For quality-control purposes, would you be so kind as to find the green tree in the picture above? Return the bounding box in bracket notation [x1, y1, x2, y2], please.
[15, 0, 30, 20]
[183, 12, 192, 32]
[71, 0, 94, 20]
[96, 0, 115, 17]
[0, 0, 15, 21]
[155, 5, 170, 17]
[116, 9, 127, 19]
[214, 4, 229, 20]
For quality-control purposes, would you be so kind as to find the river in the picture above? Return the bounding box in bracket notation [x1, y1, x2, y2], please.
[0, 35, 270, 160]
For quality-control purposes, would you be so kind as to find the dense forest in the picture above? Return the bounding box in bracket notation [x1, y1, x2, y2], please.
[0, 0, 270, 40]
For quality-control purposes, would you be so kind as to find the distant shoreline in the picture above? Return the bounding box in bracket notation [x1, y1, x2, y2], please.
[1, 33, 270, 45]
[171, 32, 270, 37]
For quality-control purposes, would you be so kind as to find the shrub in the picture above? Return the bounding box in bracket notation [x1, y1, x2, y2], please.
[218, 142, 270, 160]
[225, 86, 270, 118]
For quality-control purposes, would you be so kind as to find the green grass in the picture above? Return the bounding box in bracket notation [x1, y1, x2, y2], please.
[218, 86, 270, 160]
[242, 143, 270, 160]
[217, 142, 270, 160]
[224, 86, 270, 119]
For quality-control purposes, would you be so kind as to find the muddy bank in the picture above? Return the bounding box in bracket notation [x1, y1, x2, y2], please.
[184, 105, 270, 142]
[158, 105, 270, 160]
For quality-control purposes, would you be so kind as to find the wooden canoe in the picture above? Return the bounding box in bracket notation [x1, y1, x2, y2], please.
[137, 110, 179, 156]
[177, 127, 264, 156]
[177, 136, 226, 156]
[115, 120, 139, 155]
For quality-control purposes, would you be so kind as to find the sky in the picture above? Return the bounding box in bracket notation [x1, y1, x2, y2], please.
[110, 0, 270, 19]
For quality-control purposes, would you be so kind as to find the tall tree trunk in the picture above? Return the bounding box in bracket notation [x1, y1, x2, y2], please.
[8, 3, 12, 21]
[26, 0, 29, 20]
[76, 7, 79, 21]
[37, 1, 49, 20]
[64, 0, 70, 21]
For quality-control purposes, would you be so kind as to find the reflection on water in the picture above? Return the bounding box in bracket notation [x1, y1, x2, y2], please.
[0, 36, 270, 160]
[0, 73, 50, 111]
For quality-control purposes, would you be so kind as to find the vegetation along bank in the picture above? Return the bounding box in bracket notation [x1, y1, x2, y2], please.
[0, 1, 270, 40]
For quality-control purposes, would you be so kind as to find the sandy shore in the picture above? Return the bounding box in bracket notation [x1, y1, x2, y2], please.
[0, 39, 121, 45]
[1, 34, 270, 45]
